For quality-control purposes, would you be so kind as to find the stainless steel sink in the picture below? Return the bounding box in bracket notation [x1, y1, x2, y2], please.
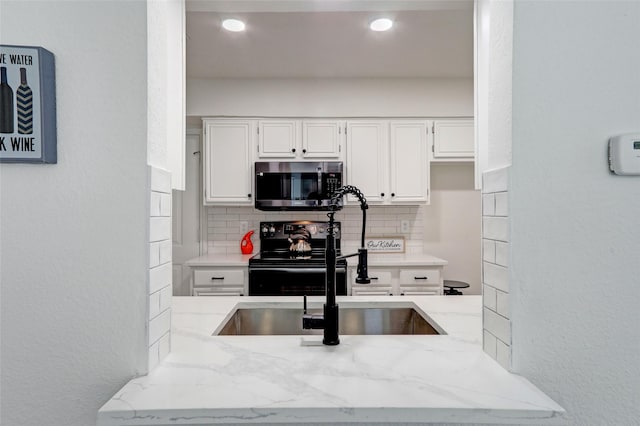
[216, 307, 439, 336]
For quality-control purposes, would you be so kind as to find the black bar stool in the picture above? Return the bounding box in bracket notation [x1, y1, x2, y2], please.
[443, 280, 470, 295]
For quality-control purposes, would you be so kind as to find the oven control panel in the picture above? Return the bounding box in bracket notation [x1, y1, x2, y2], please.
[259, 221, 340, 240]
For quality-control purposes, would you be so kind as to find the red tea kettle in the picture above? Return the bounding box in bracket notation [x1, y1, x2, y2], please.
[240, 230, 254, 254]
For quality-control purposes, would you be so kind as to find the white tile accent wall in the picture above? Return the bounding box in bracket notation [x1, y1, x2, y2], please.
[482, 167, 511, 370]
[148, 167, 172, 371]
[205, 205, 427, 255]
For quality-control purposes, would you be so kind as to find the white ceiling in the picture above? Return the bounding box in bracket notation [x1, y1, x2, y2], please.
[185, 1, 474, 79]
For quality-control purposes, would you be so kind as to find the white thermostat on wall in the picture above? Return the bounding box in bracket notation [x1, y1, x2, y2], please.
[608, 133, 640, 175]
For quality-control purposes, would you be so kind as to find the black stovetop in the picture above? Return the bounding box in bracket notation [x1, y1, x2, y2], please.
[249, 249, 346, 266]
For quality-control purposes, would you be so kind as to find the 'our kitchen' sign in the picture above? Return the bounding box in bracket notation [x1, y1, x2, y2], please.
[365, 237, 405, 253]
[0, 45, 56, 163]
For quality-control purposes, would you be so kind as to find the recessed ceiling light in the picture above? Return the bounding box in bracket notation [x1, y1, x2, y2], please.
[369, 18, 393, 32]
[222, 19, 245, 32]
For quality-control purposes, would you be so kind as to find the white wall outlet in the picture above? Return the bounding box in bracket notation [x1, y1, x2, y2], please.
[400, 220, 410, 233]
[239, 221, 249, 234]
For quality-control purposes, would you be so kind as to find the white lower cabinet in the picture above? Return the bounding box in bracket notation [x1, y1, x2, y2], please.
[191, 267, 246, 296]
[350, 265, 443, 296]
[398, 268, 442, 295]
[351, 268, 394, 295]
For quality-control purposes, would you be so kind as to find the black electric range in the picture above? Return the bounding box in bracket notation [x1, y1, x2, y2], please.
[248, 221, 348, 296]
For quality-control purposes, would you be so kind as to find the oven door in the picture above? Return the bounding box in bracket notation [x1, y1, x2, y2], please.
[248, 266, 347, 296]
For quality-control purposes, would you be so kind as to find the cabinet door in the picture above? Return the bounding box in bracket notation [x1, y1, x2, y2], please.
[302, 120, 343, 158]
[346, 121, 388, 204]
[389, 121, 430, 204]
[203, 120, 253, 204]
[258, 120, 298, 158]
[432, 119, 474, 160]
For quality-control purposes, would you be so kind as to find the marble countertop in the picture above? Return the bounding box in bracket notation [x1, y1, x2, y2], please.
[364, 253, 447, 266]
[184, 253, 448, 267]
[184, 253, 254, 267]
[98, 296, 564, 425]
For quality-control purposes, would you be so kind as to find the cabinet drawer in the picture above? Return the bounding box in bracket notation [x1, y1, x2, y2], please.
[399, 268, 441, 285]
[352, 286, 393, 296]
[354, 269, 393, 285]
[193, 286, 244, 296]
[194, 269, 245, 286]
[398, 287, 440, 296]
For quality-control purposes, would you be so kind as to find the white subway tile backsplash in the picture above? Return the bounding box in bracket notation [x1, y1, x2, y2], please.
[149, 291, 160, 319]
[160, 193, 172, 217]
[204, 205, 427, 255]
[483, 262, 509, 293]
[148, 166, 172, 373]
[496, 291, 510, 318]
[484, 307, 511, 345]
[148, 342, 159, 372]
[481, 166, 511, 369]
[150, 217, 171, 242]
[151, 167, 172, 194]
[496, 339, 511, 371]
[483, 239, 496, 263]
[482, 194, 495, 216]
[159, 285, 172, 313]
[150, 263, 172, 294]
[149, 309, 171, 345]
[159, 240, 172, 265]
[482, 167, 509, 194]
[150, 192, 162, 216]
[494, 192, 508, 216]
[483, 330, 497, 359]
[158, 332, 171, 362]
[495, 241, 509, 267]
[483, 217, 509, 242]
[483, 284, 497, 311]
[149, 242, 161, 268]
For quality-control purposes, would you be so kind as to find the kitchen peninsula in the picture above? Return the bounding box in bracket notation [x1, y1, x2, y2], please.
[97, 295, 564, 425]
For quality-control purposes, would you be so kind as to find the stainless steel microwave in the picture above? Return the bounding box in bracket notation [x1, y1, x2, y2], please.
[254, 161, 343, 211]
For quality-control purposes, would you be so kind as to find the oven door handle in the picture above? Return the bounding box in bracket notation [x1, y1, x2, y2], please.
[249, 267, 346, 273]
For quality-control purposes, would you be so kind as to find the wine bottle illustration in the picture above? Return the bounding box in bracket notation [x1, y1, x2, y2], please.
[16, 68, 33, 134]
[0, 66, 14, 134]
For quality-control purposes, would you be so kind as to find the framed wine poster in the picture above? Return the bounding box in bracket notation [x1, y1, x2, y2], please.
[0, 45, 56, 163]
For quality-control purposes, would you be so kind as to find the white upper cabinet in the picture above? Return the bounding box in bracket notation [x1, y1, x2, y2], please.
[432, 119, 475, 161]
[257, 119, 343, 160]
[346, 120, 430, 205]
[301, 120, 344, 158]
[202, 119, 254, 205]
[346, 121, 388, 204]
[389, 121, 430, 203]
[258, 120, 299, 158]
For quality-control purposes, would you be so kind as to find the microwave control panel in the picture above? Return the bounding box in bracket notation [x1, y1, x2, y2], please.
[324, 173, 342, 195]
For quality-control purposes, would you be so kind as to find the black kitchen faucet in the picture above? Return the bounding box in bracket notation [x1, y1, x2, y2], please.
[302, 185, 370, 345]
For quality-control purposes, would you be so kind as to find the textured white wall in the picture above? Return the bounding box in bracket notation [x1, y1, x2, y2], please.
[187, 77, 474, 118]
[0, 2, 148, 425]
[511, 1, 640, 424]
